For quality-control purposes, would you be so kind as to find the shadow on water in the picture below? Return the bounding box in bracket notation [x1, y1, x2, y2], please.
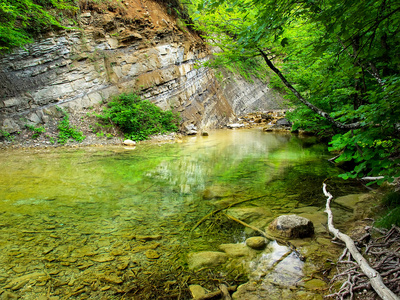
[0, 128, 367, 299]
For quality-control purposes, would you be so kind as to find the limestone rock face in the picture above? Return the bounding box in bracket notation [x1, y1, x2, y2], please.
[0, 0, 286, 135]
[187, 251, 227, 269]
[268, 214, 314, 238]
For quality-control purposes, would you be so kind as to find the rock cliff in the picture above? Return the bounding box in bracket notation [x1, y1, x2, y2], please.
[0, 0, 285, 136]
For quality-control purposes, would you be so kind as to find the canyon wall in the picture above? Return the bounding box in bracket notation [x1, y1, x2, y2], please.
[0, 0, 285, 135]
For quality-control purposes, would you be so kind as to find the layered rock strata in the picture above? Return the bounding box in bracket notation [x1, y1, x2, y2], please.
[0, 0, 284, 135]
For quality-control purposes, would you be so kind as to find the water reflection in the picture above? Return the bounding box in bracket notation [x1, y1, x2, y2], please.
[0, 129, 354, 298]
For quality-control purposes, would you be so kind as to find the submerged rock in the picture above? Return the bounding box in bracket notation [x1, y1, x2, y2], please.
[226, 207, 271, 224]
[304, 278, 327, 290]
[187, 251, 227, 269]
[245, 237, 268, 250]
[4, 272, 46, 290]
[268, 215, 314, 238]
[202, 185, 231, 200]
[135, 234, 162, 241]
[218, 243, 257, 258]
[99, 274, 123, 284]
[189, 284, 207, 299]
[91, 254, 115, 262]
[145, 250, 160, 259]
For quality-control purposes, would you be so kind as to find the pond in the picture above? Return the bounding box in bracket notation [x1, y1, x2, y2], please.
[0, 128, 366, 299]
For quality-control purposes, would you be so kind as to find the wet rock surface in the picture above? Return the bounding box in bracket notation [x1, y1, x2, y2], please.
[269, 214, 315, 238]
[245, 237, 268, 250]
[187, 251, 228, 269]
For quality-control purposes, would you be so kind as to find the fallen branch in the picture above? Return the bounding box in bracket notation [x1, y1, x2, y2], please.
[323, 183, 399, 300]
[222, 213, 305, 261]
[361, 176, 385, 181]
[222, 213, 270, 239]
[191, 194, 269, 232]
[196, 285, 237, 300]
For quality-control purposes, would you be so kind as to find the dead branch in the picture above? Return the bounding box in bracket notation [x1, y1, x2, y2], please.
[191, 194, 269, 232]
[222, 213, 271, 239]
[222, 213, 305, 261]
[196, 285, 237, 300]
[323, 183, 399, 300]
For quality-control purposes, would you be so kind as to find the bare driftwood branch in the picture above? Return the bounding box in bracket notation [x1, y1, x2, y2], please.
[323, 183, 399, 300]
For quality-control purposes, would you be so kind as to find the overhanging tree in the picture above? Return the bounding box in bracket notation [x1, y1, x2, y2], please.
[191, 0, 400, 184]
[0, 0, 77, 53]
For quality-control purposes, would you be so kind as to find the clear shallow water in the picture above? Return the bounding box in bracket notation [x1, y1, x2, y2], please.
[0, 129, 363, 299]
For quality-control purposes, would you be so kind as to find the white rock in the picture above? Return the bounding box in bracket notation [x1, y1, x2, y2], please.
[123, 139, 136, 146]
[227, 123, 245, 129]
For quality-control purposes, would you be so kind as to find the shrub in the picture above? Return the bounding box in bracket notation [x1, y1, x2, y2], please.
[57, 107, 85, 144]
[97, 93, 180, 141]
[0, 129, 14, 141]
[25, 124, 46, 138]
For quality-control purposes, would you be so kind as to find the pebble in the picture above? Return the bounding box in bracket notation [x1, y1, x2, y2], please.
[245, 236, 268, 250]
[189, 284, 207, 299]
[145, 250, 160, 259]
[91, 254, 115, 262]
[101, 274, 123, 284]
[135, 234, 162, 241]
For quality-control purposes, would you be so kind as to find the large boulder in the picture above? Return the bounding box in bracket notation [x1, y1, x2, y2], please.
[268, 215, 314, 238]
[276, 118, 291, 127]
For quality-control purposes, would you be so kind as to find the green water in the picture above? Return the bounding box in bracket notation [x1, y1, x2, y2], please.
[0, 129, 364, 299]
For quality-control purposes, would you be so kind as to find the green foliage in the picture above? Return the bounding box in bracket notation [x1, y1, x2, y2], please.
[97, 93, 180, 141]
[190, 0, 400, 183]
[0, 129, 14, 141]
[25, 124, 46, 138]
[375, 191, 400, 228]
[375, 206, 400, 229]
[0, 0, 78, 53]
[56, 107, 85, 144]
[47, 135, 55, 144]
[381, 192, 400, 209]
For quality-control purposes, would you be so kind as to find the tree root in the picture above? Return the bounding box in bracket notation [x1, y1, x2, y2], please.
[323, 183, 399, 300]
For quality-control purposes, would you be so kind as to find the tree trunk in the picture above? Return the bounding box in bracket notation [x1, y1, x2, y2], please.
[258, 49, 362, 129]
